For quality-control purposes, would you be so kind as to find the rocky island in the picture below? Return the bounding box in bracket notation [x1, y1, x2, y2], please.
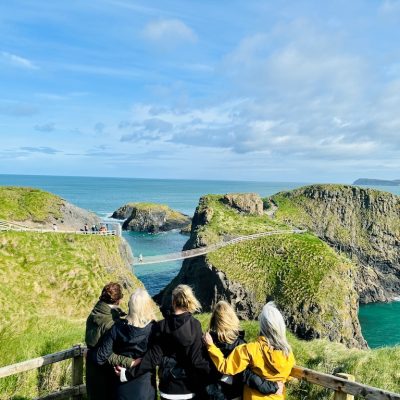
[112, 202, 191, 233]
[157, 185, 400, 349]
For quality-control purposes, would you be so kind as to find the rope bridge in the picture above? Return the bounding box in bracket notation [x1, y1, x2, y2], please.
[134, 229, 306, 265]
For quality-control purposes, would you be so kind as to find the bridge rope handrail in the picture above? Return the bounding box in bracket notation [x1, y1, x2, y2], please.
[135, 229, 306, 265]
[0, 219, 117, 236]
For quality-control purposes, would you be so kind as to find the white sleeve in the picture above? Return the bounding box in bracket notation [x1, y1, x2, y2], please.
[120, 367, 127, 382]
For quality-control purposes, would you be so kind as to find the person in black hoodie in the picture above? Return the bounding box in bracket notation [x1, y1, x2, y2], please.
[126, 284, 210, 399]
[90, 288, 158, 400]
[205, 301, 280, 400]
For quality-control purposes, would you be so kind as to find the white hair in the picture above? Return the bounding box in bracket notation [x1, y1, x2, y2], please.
[259, 302, 291, 357]
[127, 288, 156, 328]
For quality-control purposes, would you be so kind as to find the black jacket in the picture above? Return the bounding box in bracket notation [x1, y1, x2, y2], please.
[205, 331, 246, 400]
[134, 312, 210, 396]
[91, 320, 157, 400]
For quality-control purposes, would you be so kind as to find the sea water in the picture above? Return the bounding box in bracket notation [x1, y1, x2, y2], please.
[1, 174, 399, 348]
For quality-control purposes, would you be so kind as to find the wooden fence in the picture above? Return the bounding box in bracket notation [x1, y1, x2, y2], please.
[0, 345, 399, 400]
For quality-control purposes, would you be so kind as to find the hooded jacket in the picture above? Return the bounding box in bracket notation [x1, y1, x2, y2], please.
[136, 312, 210, 396]
[207, 336, 295, 400]
[91, 320, 157, 400]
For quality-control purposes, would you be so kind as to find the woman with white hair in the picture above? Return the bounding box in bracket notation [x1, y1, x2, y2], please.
[203, 302, 295, 400]
[90, 288, 158, 400]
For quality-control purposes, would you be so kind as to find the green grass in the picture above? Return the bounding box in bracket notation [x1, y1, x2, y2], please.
[270, 184, 400, 257]
[196, 314, 400, 399]
[207, 233, 357, 341]
[0, 187, 64, 222]
[126, 202, 189, 221]
[192, 195, 290, 245]
[0, 231, 141, 399]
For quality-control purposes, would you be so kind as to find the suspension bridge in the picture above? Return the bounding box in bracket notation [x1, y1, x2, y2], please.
[133, 228, 306, 265]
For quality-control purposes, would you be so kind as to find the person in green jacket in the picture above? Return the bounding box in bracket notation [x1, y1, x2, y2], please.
[85, 282, 134, 400]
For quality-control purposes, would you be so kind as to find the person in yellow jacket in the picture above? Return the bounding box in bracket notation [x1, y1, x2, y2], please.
[203, 302, 295, 400]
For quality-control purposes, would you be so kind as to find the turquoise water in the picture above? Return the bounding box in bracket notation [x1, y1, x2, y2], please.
[1, 174, 400, 347]
[359, 302, 400, 347]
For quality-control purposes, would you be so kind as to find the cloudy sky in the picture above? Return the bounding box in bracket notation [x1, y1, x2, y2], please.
[1, 0, 400, 182]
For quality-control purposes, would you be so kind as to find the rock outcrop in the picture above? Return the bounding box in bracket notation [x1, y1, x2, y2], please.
[271, 184, 400, 303]
[156, 192, 367, 349]
[112, 202, 191, 233]
[221, 193, 264, 215]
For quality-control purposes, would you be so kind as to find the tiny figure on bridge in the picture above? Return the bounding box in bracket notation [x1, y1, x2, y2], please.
[52, 223, 58, 231]
[139, 254, 143, 262]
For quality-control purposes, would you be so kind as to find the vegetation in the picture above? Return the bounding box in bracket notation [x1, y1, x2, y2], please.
[196, 314, 400, 399]
[128, 202, 189, 221]
[0, 231, 141, 399]
[0, 187, 64, 223]
[207, 233, 357, 338]
[193, 194, 290, 245]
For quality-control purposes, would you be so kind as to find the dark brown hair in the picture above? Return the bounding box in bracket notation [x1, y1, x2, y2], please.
[99, 282, 123, 304]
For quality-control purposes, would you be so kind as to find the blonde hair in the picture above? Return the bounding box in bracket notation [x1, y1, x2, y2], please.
[209, 301, 240, 344]
[259, 302, 291, 357]
[172, 284, 201, 313]
[127, 288, 157, 328]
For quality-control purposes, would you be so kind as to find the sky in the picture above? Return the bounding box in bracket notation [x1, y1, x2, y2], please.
[1, 0, 400, 182]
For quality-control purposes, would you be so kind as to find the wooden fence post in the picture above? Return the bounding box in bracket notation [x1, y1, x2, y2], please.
[71, 345, 84, 400]
[334, 373, 355, 400]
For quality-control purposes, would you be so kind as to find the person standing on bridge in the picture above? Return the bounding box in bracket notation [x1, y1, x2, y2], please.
[85, 283, 135, 400]
[203, 302, 295, 400]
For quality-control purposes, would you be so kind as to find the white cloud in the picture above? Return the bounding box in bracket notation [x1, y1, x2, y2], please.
[142, 19, 197, 45]
[1, 51, 38, 69]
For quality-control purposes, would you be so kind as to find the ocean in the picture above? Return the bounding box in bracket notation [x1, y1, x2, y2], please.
[1, 174, 399, 348]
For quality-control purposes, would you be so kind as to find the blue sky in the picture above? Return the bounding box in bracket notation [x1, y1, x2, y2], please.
[1, 0, 400, 182]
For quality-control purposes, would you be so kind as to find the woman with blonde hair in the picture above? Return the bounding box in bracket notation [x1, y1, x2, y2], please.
[91, 287, 158, 400]
[204, 302, 295, 400]
[129, 284, 210, 399]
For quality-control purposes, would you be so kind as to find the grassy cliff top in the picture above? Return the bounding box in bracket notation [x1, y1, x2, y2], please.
[269, 184, 400, 254]
[0, 231, 141, 399]
[192, 194, 289, 245]
[0, 186, 64, 222]
[126, 202, 188, 219]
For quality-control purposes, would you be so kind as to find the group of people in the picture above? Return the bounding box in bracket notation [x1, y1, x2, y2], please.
[85, 282, 295, 400]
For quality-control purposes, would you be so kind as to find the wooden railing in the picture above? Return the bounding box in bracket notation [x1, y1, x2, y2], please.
[1, 345, 399, 400]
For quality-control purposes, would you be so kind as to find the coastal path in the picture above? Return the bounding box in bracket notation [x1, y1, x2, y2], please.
[1, 344, 399, 400]
[0, 219, 119, 236]
[134, 228, 306, 265]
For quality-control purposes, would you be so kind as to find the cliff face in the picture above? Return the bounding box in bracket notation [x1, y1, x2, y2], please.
[112, 202, 190, 233]
[270, 185, 400, 303]
[156, 192, 367, 349]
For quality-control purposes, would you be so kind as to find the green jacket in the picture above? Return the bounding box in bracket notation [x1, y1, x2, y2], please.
[85, 300, 132, 368]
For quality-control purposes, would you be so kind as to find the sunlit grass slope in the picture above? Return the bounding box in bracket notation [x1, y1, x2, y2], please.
[0, 231, 140, 400]
[0, 187, 63, 222]
[197, 314, 400, 399]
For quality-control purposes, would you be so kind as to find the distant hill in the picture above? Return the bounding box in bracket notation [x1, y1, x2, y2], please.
[353, 178, 400, 186]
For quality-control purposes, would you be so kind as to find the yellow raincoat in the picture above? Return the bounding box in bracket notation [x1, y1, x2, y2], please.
[207, 336, 295, 400]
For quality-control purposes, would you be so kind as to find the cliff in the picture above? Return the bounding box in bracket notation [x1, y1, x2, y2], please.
[156, 192, 366, 349]
[112, 202, 190, 233]
[270, 184, 400, 303]
[0, 186, 101, 230]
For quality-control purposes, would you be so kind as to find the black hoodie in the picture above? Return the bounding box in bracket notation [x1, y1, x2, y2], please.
[135, 312, 210, 396]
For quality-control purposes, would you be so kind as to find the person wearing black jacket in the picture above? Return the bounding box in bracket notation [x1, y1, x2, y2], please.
[127, 284, 210, 399]
[90, 288, 158, 400]
[205, 301, 279, 400]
